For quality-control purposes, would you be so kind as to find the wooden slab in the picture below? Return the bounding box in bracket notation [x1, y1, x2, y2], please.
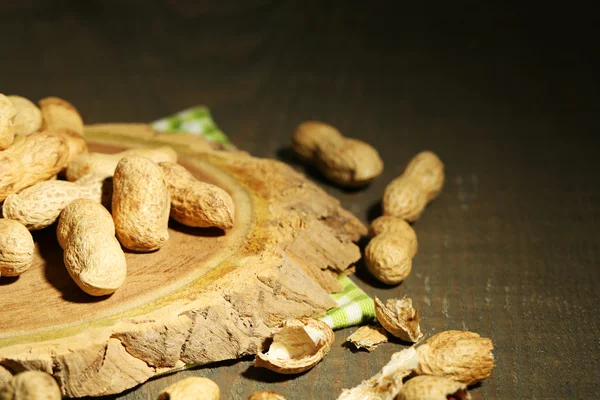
[0, 126, 367, 397]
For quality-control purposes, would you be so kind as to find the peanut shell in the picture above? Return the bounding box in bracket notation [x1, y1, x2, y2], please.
[159, 161, 235, 229]
[0, 219, 35, 277]
[156, 377, 219, 400]
[7, 95, 42, 135]
[39, 96, 84, 136]
[0, 371, 61, 400]
[415, 330, 494, 385]
[383, 151, 444, 222]
[399, 375, 470, 400]
[338, 347, 418, 400]
[112, 156, 170, 252]
[248, 390, 286, 400]
[0, 94, 17, 150]
[346, 325, 388, 352]
[365, 235, 413, 284]
[375, 296, 423, 343]
[255, 318, 334, 374]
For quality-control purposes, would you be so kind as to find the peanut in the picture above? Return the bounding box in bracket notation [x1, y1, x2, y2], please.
[415, 330, 494, 386]
[255, 318, 334, 374]
[39, 96, 84, 136]
[365, 216, 417, 285]
[374, 296, 422, 342]
[0, 131, 70, 201]
[159, 161, 235, 230]
[0, 219, 34, 278]
[0, 94, 17, 150]
[112, 156, 170, 252]
[57, 198, 126, 296]
[399, 376, 470, 400]
[7, 95, 42, 136]
[3, 173, 109, 230]
[66, 146, 177, 181]
[156, 377, 219, 400]
[383, 151, 444, 222]
[248, 391, 286, 400]
[0, 371, 61, 400]
[55, 128, 87, 164]
[292, 121, 383, 187]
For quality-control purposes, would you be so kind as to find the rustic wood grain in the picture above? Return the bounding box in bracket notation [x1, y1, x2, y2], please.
[1, 1, 599, 399]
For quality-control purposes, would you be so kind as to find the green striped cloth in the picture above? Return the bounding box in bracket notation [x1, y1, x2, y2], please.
[152, 107, 376, 330]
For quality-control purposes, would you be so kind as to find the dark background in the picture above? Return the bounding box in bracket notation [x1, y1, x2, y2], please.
[1, 1, 599, 399]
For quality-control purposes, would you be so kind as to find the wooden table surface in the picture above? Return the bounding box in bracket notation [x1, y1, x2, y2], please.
[1, 2, 599, 399]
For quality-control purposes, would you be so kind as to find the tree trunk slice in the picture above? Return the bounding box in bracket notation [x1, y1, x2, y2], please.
[0, 125, 367, 397]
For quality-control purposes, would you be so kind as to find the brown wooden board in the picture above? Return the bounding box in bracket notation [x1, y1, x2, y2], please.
[1, 1, 599, 399]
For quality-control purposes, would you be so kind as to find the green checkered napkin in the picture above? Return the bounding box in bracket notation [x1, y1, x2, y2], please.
[152, 107, 376, 330]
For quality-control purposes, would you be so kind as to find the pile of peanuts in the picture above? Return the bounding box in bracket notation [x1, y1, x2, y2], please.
[0, 94, 235, 296]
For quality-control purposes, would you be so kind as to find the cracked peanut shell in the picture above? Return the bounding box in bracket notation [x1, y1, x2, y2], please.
[255, 318, 334, 374]
[346, 325, 388, 352]
[415, 330, 494, 386]
[375, 296, 422, 343]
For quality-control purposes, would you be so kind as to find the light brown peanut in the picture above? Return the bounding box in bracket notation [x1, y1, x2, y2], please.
[415, 330, 494, 386]
[0, 370, 61, 400]
[248, 391, 286, 400]
[292, 121, 383, 187]
[399, 375, 470, 400]
[0, 94, 17, 150]
[159, 161, 235, 230]
[383, 151, 444, 221]
[39, 96, 84, 136]
[57, 199, 126, 296]
[374, 296, 422, 342]
[365, 216, 417, 285]
[0, 131, 70, 201]
[0, 219, 34, 278]
[7, 95, 42, 136]
[112, 156, 170, 252]
[66, 146, 177, 181]
[156, 377, 220, 400]
[255, 318, 334, 374]
[55, 128, 87, 164]
[3, 173, 109, 230]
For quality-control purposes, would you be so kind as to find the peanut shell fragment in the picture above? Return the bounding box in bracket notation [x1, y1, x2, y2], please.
[399, 375, 471, 400]
[338, 347, 418, 400]
[415, 330, 494, 386]
[112, 156, 171, 252]
[383, 151, 444, 222]
[292, 121, 383, 187]
[375, 296, 423, 343]
[0, 370, 61, 400]
[0, 219, 35, 277]
[159, 161, 235, 230]
[255, 318, 334, 374]
[156, 377, 219, 400]
[7, 95, 42, 136]
[346, 325, 388, 352]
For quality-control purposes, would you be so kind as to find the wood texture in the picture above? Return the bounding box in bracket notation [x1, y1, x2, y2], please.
[1, 1, 599, 399]
[0, 130, 365, 397]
